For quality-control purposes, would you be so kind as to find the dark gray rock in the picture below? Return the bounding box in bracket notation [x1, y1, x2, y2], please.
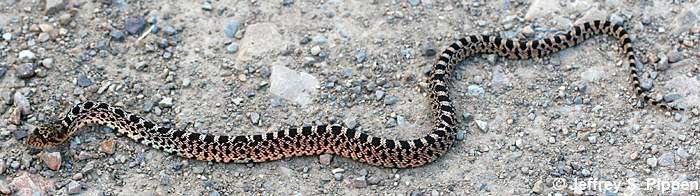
[163, 26, 177, 36]
[422, 41, 436, 56]
[77, 75, 92, 87]
[16, 64, 36, 79]
[384, 95, 398, 105]
[125, 16, 146, 35]
[110, 30, 125, 41]
[663, 93, 682, 103]
[0, 66, 7, 79]
[66, 180, 82, 194]
[96, 40, 109, 50]
[14, 129, 27, 140]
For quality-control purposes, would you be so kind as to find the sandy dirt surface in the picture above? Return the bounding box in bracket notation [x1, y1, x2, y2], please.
[1, 0, 699, 195]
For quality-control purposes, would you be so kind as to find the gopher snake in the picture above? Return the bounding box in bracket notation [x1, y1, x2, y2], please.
[28, 20, 681, 168]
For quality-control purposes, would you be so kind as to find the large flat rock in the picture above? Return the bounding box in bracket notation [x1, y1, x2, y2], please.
[270, 63, 319, 106]
[236, 23, 285, 59]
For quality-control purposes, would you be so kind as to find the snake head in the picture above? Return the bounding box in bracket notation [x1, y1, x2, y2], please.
[27, 123, 68, 148]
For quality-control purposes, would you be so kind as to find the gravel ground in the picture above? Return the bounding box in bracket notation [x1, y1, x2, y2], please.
[1, 0, 699, 195]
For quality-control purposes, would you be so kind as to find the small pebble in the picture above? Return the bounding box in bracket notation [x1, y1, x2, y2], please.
[159, 97, 174, 108]
[663, 93, 682, 103]
[2, 33, 11, 41]
[143, 102, 154, 112]
[462, 112, 472, 122]
[159, 170, 171, 186]
[344, 119, 358, 129]
[646, 157, 658, 167]
[282, 0, 294, 6]
[658, 153, 675, 167]
[224, 20, 240, 38]
[303, 57, 316, 65]
[100, 139, 116, 154]
[422, 41, 436, 56]
[455, 130, 465, 141]
[581, 168, 591, 177]
[319, 154, 333, 165]
[676, 148, 691, 159]
[66, 180, 82, 194]
[655, 53, 669, 71]
[351, 176, 368, 188]
[312, 34, 327, 45]
[310, 46, 322, 56]
[38, 33, 50, 42]
[375, 90, 385, 100]
[163, 25, 177, 36]
[125, 16, 146, 35]
[333, 173, 344, 181]
[531, 179, 543, 193]
[77, 75, 93, 87]
[667, 50, 684, 63]
[201, 1, 213, 11]
[674, 113, 683, 122]
[40, 152, 62, 171]
[475, 120, 488, 132]
[110, 30, 125, 41]
[384, 95, 398, 105]
[58, 13, 72, 25]
[16, 63, 36, 79]
[521, 25, 535, 37]
[192, 166, 204, 174]
[0, 66, 6, 78]
[96, 41, 109, 50]
[629, 152, 639, 160]
[574, 96, 583, 105]
[14, 130, 28, 140]
[18, 50, 35, 62]
[400, 48, 412, 59]
[249, 112, 260, 125]
[226, 42, 239, 54]
[355, 50, 367, 63]
[640, 78, 653, 91]
[467, 85, 485, 97]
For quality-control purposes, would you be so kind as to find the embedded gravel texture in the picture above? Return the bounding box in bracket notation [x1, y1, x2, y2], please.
[0, 0, 699, 195]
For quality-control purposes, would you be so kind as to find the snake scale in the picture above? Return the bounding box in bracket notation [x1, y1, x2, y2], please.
[28, 20, 681, 168]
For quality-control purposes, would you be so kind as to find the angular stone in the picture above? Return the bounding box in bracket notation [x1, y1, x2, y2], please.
[66, 180, 81, 194]
[269, 63, 319, 106]
[319, 154, 333, 165]
[525, 0, 560, 20]
[44, 0, 65, 15]
[350, 176, 368, 188]
[224, 20, 240, 38]
[237, 23, 285, 59]
[16, 63, 36, 79]
[125, 16, 146, 35]
[18, 50, 36, 62]
[100, 139, 116, 154]
[40, 152, 62, 170]
[10, 172, 54, 195]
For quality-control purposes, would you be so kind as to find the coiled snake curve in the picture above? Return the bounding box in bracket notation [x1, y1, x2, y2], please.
[27, 20, 682, 168]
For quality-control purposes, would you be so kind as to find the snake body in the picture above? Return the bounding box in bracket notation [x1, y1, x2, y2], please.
[28, 20, 680, 168]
